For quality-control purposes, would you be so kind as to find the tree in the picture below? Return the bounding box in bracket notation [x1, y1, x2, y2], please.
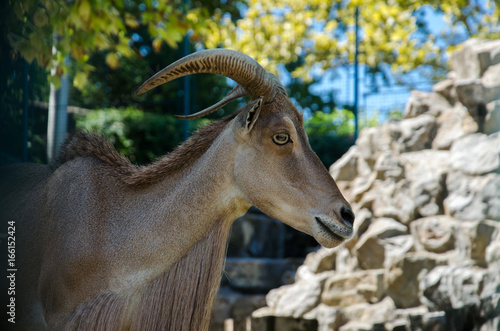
[67, 23, 241, 118]
[3, 0, 237, 87]
[200, 0, 499, 156]
[208, 0, 500, 84]
[2, 0, 242, 160]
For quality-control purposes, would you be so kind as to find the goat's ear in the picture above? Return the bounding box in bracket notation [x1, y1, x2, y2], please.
[239, 96, 263, 133]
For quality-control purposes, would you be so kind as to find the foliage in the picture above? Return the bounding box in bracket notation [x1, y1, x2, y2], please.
[6, 0, 498, 91]
[304, 110, 354, 167]
[75, 107, 207, 164]
[68, 28, 240, 118]
[2, 0, 242, 89]
[209, 0, 500, 83]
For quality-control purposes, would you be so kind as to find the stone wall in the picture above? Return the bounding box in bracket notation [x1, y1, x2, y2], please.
[248, 39, 500, 331]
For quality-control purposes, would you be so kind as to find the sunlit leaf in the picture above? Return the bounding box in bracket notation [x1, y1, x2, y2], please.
[78, 0, 91, 23]
[125, 13, 139, 29]
[95, 33, 111, 50]
[105, 52, 119, 69]
[70, 4, 83, 29]
[152, 37, 162, 53]
[73, 71, 88, 90]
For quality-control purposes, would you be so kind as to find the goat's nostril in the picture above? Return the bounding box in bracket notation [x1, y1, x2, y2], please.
[340, 206, 355, 227]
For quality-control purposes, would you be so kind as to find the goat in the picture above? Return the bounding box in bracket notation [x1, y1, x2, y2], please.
[0, 49, 354, 330]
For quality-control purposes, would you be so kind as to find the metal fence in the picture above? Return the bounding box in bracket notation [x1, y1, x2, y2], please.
[360, 81, 436, 124]
[318, 63, 438, 129]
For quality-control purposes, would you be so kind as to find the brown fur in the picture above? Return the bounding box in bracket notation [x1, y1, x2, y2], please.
[55, 112, 238, 187]
[66, 221, 230, 331]
[131, 221, 230, 330]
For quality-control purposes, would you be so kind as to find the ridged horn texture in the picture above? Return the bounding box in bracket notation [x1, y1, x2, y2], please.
[134, 49, 287, 119]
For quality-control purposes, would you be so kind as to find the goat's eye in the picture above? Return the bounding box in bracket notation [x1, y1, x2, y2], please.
[272, 133, 290, 145]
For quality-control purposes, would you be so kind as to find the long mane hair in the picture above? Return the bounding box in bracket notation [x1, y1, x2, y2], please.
[68, 221, 230, 330]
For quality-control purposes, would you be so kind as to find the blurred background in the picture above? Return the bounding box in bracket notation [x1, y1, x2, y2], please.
[3, 0, 498, 166]
[1, 1, 500, 330]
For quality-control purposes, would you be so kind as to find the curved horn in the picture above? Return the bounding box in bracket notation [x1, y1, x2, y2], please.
[174, 84, 249, 120]
[134, 49, 286, 114]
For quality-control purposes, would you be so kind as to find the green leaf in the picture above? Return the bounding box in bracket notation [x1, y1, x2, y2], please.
[105, 52, 119, 69]
[73, 71, 88, 90]
[48, 75, 61, 89]
[78, 0, 91, 23]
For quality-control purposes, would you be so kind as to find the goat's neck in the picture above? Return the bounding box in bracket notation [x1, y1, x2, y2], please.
[111, 128, 249, 292]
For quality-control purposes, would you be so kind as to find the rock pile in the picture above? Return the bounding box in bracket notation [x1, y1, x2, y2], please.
[251, 39, 500, 330]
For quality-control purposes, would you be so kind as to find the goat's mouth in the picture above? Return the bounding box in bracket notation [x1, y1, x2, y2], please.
[314, 216, 352, 242]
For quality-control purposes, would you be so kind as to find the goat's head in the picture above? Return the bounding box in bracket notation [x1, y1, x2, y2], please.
[135, 49, 354, 248]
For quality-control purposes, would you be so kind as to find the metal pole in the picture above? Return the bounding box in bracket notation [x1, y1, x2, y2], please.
[182, 0, 190, 141]
[47, 52, 70, 162]
[353, 7, 359, 142]
[23, 60, 29, 162]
